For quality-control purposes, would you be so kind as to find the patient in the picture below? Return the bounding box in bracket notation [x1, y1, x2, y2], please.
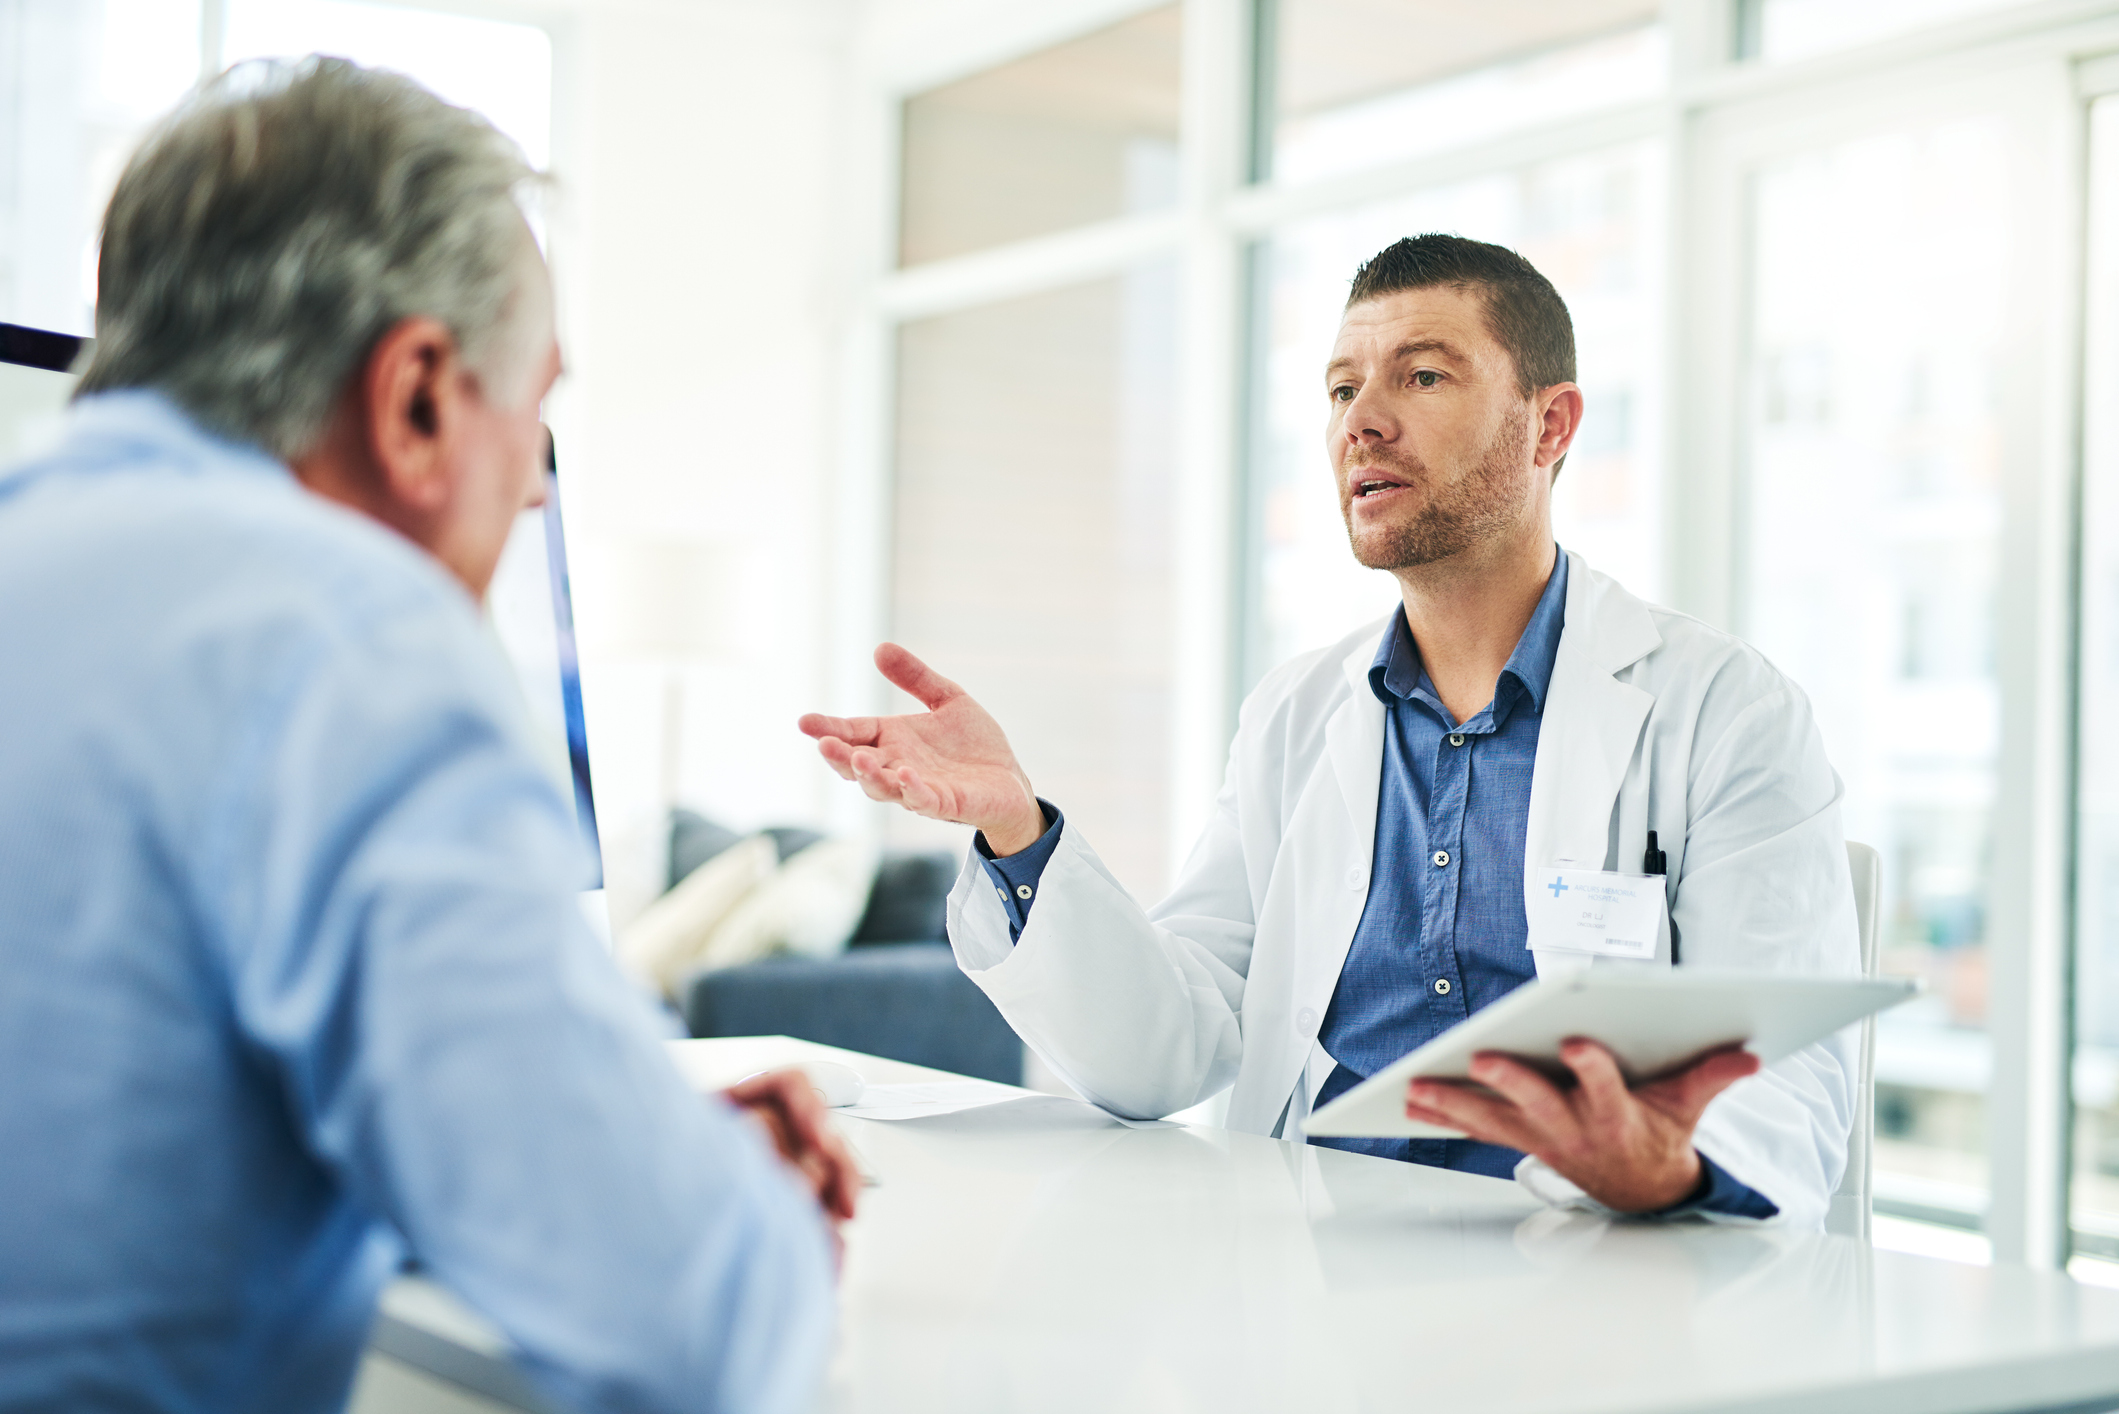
[0, 59, 850, 1414]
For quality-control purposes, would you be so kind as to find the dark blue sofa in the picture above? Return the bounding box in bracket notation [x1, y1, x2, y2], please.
[669, 813, 1024, 1085]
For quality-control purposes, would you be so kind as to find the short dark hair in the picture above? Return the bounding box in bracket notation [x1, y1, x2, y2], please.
[1345, 234, 1575, 397]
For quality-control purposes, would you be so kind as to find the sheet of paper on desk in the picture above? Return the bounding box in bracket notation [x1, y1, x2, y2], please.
[836, 1080, 1022, 1120]
[839, 1082, 1176, 1129]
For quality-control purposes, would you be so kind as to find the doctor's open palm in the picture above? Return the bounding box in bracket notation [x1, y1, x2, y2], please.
[799, 643, 1048, 856]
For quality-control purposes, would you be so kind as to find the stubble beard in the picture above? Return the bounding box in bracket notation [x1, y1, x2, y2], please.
[1341, 413, 1529, 572]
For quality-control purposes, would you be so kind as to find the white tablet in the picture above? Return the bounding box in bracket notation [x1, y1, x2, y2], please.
[1302, 969, 1918, 1139]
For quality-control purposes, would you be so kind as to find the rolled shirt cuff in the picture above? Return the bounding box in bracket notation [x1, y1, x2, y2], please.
[973, 800, 1063, 943]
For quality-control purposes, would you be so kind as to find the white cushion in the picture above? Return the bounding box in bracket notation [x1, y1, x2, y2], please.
[615, 834, 779, 998]
[695, 837, 881, 973]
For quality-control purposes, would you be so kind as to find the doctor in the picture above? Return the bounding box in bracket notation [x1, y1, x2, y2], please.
[802, 234, 1859, 1226]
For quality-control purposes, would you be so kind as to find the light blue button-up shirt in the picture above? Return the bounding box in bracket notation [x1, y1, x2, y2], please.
[0, 393, 834, 1414]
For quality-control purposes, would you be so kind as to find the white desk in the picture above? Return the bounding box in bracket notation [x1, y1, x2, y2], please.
[377, 1037, 2119, 1414]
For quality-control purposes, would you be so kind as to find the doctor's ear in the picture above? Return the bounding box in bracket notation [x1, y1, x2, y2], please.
[1535, 384, 1584, 480]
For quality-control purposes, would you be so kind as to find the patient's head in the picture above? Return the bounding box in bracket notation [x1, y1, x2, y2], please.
[79, 58, 559, 598]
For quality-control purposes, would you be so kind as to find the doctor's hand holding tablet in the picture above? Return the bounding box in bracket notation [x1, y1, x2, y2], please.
[804, 233, 1897, 1227]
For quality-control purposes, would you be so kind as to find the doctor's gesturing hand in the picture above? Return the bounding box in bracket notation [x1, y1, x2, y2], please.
[1406, 1040, 1763, 1212]
[797, 642, 1047, 857]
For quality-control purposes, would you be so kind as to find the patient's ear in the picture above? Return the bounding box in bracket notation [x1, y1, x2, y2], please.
[361, 315, 465, 515]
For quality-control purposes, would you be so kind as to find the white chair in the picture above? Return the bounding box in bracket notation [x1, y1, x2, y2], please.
[1826, 840, 1883, 1240]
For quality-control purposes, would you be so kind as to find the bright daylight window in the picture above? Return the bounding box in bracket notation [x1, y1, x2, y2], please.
[0, 0, 549, 338]
[897, 5, 1179, 268]
[1740, 0, 2042, 63]
[2074, 93, 2119, 1263]
[1263, 0, 1663, 185]
[1243, 142, 1665, 689]
[222, 0, 551, 169]
[0, 0, 201, 335]
[1740, 110, 2038, 1221]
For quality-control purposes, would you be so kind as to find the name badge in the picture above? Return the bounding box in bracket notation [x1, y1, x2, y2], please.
[1526, 867, 1664, 960]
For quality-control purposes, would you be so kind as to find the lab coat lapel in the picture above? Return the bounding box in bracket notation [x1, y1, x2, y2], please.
[1311, 631, 1387, 980]
[1525, 555, 1660, 979]
[1327, 633, 1386, 846]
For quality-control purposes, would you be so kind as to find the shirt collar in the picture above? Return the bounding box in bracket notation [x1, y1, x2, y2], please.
[1368, 546, 1570, 719]
[30, 389, 288, 486]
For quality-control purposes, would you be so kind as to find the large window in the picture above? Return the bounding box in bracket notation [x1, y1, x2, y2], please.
[897, 6, 1179, 267]
[2076, 93, 2119, 1262]
[0, 0, 201, 336]
[871, 0, 2119, 1270]
[1738, 0, 2040, 63]
[1263, 2, 1663, 183]
[1737, 101, 2043, 1218]
[222, 0, 551, 168]
[0, 0, 551, 337]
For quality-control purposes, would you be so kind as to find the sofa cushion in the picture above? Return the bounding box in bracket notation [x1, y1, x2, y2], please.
[668, 808, 744, 890]
[849, 850, 957, 945]
[667, 814, 828, 890]
[620, 834, 780, 998]
[695, 836, 879, 969]
[760, 826, 826, 863]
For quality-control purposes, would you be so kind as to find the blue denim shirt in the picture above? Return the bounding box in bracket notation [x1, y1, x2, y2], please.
[1305, 554, 1570, 1177]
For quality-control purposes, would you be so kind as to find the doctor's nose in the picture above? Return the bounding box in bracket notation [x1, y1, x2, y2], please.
[1339, 387, 1397, 447]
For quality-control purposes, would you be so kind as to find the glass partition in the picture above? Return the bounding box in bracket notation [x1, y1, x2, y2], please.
[897, 7, 1180, 268]
[892, 265, 1179, 900]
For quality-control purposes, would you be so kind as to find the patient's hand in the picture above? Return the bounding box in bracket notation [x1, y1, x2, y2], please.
[799, 643, 1045, 855]
[724, 1069, 859, 1227]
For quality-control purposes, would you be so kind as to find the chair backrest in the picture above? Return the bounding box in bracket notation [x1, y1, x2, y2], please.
[1826, 840, 1883, 1240]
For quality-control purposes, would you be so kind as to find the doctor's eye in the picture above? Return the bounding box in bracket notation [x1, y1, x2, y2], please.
[1331, 384, 1356, 402]
[1412, 369, 1442, 389]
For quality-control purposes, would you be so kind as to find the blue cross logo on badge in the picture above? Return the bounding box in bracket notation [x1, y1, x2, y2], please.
[1547, 876, 1569, 898]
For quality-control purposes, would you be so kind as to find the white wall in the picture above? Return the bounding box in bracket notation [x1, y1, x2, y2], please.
[539, 0, 854, 928]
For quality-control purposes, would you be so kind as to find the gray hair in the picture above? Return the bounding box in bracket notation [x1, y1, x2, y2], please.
[78, 57, 544, 461]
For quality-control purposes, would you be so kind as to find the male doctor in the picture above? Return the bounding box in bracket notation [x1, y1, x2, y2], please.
[802, 234, 1859, 1226]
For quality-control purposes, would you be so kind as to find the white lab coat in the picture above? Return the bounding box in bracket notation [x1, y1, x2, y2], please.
[945, 552, 1860, 1228]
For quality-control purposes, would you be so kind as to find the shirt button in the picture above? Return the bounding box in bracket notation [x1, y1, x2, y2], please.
[1431, 850, 1450, 867]
[1433, 978, 1452, 996]
[1296, 1007, 1319, 1036]
[1448, 733, 1465, 747]
[1015, 884, 1034, 900]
